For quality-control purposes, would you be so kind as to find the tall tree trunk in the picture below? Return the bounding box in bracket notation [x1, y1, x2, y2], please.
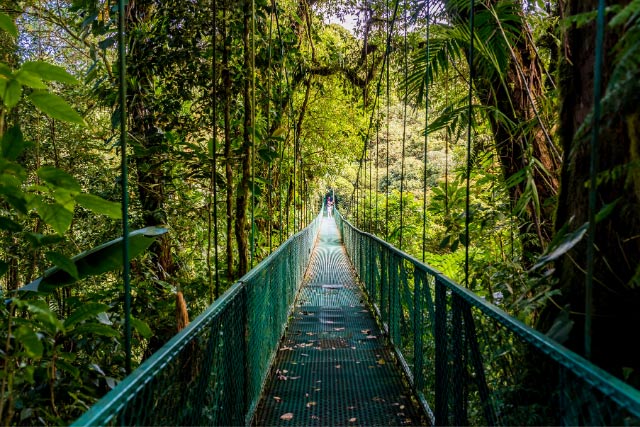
[480, 10, 559, 253]
[235, 0, 252, 277]
[444, 0, 560, 259]
[539, 0, 640, 381]
[127, 0, 176, 280]
[222, 3, 234, 280]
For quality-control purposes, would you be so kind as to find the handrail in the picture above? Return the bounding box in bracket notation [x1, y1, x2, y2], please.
[335, 209, 640, 426]
[73, 211, 322, 426]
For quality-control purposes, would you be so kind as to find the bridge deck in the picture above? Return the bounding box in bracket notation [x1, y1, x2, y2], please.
[253, 217, 427, 426]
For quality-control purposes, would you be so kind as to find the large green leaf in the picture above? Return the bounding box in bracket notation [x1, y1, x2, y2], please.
[3, 78, 22, 109]
[14, 299, 64, 333]
[74, 323, 119, 338]
[14, 325, 43, 359]
[76, 193, 122, 219]
[28, 91, 86, 126]
[0, 12, 17, 38]
[37, 166, 82, 193]
[532, 222, 589, 270]
[18, 227, 168, 293]
[14, 70, 47, 89]
[20, 61, 79, 85]
[1, 125, 28, 161]
[131, 316, 153, 339]
[64, 302, 110, 329]
[46, 251, 79, 280]
[30, 197, 73, 235]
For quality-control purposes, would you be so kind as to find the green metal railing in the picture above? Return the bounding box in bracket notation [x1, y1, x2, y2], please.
[336, 210, 640, 426]
[73, 212, 322, 426]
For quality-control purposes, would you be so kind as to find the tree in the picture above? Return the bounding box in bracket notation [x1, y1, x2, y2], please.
[538, 0, 640, 383]
[414, 0, 561, 259]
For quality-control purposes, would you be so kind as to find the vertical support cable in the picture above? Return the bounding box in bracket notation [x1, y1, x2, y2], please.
[586, 0, 606, 360]
[211, 0, 220, 300]
[267, 3, 274, 253]
[369, 122, 373, 232]
[117, 0, 131, 374]
[465, 0, 475, 288]
[422, 2, 430, 262]
[253, 14, 259, 246]
[363, 140, 367, 230]
[385, 0, 391, 240]
[272, 0, 287, 242]
[399, 0, 408, 251]
[375, 102, 380, 231]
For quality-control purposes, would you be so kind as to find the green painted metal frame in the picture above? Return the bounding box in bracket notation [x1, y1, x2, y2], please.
[72, 211, 322, 426]
[335, 210, 640, 426]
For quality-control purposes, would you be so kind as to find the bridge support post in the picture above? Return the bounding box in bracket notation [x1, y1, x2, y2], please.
[435, 277, 449, 426]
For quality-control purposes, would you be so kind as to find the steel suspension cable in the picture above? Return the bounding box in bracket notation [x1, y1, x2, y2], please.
[273, 0, 296, 237]
[272, 0, 287, 242]
[117, 0, 131, 374]
[210, 0, 220, 301]
[398, 0, 408, 251]
[421, 1, 431, 262]
[350, 0, 400, 228]
[375, 94, 380, 230]
[464, 0, 475, 288]
[385, 0, 391, 240]
[267, 2, 274, 253]
[585, 0, 606, 361]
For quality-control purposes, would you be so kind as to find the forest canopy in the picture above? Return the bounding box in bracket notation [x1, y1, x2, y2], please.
[1, 0, 640, 424]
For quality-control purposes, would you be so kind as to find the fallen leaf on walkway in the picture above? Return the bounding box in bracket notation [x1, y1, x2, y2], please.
[306, 401, 317, 408]
[335, 364, 341, 369]
[349, 417, 357, 422]
[280, 413, 294, 421]
[377, 359, 385, 365]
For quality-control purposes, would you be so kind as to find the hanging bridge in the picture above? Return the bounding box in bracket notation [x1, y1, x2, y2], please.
[72, 208, 640, 426]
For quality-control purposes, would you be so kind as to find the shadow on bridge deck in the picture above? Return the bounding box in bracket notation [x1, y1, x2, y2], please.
[254, 217, 428, 426]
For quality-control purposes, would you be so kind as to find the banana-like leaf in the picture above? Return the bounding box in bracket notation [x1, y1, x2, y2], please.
[18, 227, 167, 294]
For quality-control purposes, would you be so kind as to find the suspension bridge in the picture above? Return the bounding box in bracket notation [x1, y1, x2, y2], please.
[72, 207, 640, 426]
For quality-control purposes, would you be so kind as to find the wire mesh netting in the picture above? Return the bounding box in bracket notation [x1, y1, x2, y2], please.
[253, 215, 428, 426]
[72, 213, 322, 426]
[336, 210, 640, 426]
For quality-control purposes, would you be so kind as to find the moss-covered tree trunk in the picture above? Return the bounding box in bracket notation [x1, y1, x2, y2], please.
[222, 3, 235, 280]
[127, 0, 176, 281]
[539, 0, 640, 381]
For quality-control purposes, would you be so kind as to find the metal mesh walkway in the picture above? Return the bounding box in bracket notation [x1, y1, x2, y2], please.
[254, 217, 427, 426]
